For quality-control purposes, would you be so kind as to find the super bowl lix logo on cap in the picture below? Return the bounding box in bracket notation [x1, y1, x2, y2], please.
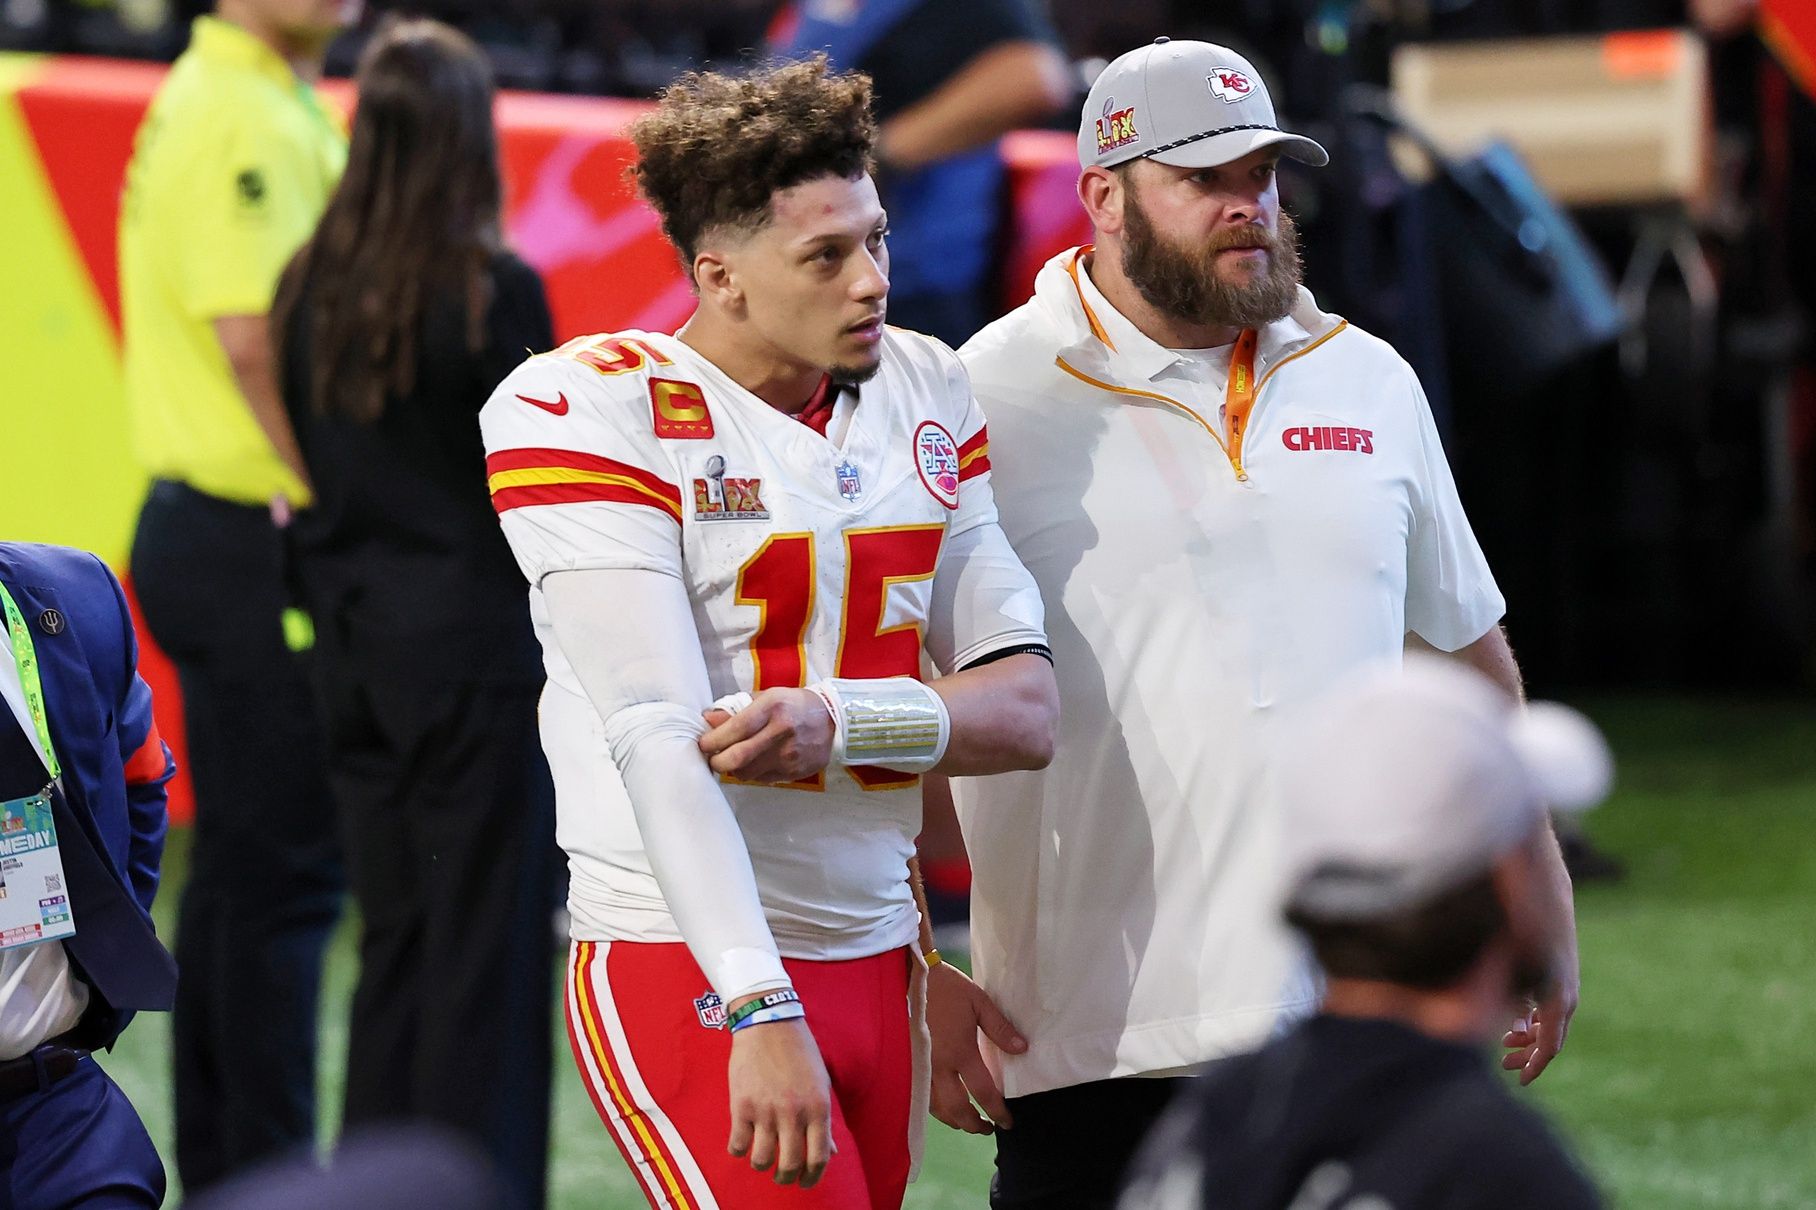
[914, 421, 961, 510]
[1208, 67, 1254, 103]
[1095, 96, 1139, 156]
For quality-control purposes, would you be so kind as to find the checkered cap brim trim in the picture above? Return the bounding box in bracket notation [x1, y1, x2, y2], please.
[1148, 122, 1281, 156]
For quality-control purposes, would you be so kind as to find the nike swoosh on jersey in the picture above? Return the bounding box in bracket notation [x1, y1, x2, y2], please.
[517, 391, 570, 416]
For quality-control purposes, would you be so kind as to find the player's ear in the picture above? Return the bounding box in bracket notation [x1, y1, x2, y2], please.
[1079, 165, 1125, 235]
[693, 250, 742, 314]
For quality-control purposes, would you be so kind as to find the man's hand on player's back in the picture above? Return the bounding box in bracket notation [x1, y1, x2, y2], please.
[700, 689, 837, 783]
[727, 1011, 835, 1187]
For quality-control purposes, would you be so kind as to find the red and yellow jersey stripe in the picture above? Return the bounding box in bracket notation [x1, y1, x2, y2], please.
[486, 447, 683, 523]
[957, 427, 991, 483]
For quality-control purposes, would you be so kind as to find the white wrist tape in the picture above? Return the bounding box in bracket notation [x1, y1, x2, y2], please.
[809, 677, 950, 773]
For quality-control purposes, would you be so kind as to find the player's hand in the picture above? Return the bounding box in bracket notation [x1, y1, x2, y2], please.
[926, 960, 1026, 1134]
[700, 688, 835, 783]
[1501, 977, 1578, 1085]
[727, 1016, 834, 1187]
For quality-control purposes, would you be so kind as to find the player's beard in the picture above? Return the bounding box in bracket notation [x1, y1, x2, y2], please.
[1121, 193, 1303, 330]
[830, 359, 883, 387]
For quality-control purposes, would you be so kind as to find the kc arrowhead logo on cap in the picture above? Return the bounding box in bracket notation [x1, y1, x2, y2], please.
[1207, 67, 1254, 103]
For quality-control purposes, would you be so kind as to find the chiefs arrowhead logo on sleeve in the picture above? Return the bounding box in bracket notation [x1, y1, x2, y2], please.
[914, 421, 962, 510]
[650, 378, 714, 440]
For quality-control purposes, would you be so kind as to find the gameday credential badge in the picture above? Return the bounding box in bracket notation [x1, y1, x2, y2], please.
[914, 421, 961, 511]
[650, 378, 714, 439]
[694, 989, 726, 1029]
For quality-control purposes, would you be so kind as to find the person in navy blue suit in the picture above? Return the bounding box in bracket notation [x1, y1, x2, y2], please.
[0, 540, 178, 1208]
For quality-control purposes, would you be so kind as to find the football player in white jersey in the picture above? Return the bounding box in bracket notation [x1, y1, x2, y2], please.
[479, 58, 1058, 1210]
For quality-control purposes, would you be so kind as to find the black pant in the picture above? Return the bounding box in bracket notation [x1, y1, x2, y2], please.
[129, 480, 342, 1193]
[314, 648, 559, 1210]
[992, 1075, 1193, 1210]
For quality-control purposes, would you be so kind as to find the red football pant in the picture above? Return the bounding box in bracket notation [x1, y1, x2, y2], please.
[566, 940, 913, 1210]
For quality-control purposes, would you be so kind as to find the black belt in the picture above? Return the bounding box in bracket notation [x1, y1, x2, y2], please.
[0, 1044, 87, 1103]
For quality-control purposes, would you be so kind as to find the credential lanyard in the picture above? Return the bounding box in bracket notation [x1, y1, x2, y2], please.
[0, 582, 62, 780]
[1223, 327, 1261, 480]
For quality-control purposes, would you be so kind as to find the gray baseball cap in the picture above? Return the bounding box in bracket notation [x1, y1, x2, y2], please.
[1079, 37, 1329, 171]
[1277, 657, 1612, 922]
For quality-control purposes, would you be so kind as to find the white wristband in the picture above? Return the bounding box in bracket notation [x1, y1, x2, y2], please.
[809, 677, 950, 773]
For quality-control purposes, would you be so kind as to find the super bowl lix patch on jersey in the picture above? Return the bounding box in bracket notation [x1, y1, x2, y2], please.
[693, 454, 770, 520]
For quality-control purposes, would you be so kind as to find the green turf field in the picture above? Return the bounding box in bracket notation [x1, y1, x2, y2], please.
[99, 695, 1816, 1208]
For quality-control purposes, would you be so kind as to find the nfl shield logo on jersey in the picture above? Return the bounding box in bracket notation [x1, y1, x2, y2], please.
[836, 460, 863, 501]
[914, 422, 961, 511]
[694, 990, 726, 1029]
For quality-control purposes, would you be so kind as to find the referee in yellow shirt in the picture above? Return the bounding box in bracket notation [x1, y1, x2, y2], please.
[120, 1, 355, 1193]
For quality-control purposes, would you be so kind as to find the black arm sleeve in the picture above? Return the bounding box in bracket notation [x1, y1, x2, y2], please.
[959, 643, 1053, 672]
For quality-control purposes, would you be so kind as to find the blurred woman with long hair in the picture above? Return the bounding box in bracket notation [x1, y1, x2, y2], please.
[272, 19, 556, 1206]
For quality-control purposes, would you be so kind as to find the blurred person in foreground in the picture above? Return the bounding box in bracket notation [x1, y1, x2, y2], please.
[0, 543, 177, 1207]
[940, 37, 1582, 1208]
[271, 17, 557, 1208]
[1119, 658, 1610, 1209]
[770, 0, 1072, 347]
[186, 1123, 508, 1210]
[119, 0, 356, 1190]
[479, 57, 1058, 1208]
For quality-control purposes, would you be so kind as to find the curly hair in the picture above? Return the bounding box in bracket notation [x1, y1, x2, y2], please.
[630, 56, 876, 276]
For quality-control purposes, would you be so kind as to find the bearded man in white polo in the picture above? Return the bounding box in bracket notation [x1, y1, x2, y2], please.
[924, 37, 1584, 1209]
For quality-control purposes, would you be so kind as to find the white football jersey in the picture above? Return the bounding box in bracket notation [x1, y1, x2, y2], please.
[481, 327, 1045, 961]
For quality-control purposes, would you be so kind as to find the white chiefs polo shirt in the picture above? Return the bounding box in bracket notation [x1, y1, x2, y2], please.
[955, 247, 1505, 1098]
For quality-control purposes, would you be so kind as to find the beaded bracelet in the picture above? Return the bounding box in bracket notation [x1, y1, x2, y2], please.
[724, 988, 801, 1031]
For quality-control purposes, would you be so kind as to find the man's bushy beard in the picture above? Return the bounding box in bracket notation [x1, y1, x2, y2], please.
[1121, 190, 1304, 330]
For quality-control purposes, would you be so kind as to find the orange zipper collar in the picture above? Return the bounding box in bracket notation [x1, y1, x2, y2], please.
[1054, 357, 1230, 458]
[1256, 320, 1348, 392]
[1065, 246, 1116, 352]
[1053, 318, 1350, 484]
